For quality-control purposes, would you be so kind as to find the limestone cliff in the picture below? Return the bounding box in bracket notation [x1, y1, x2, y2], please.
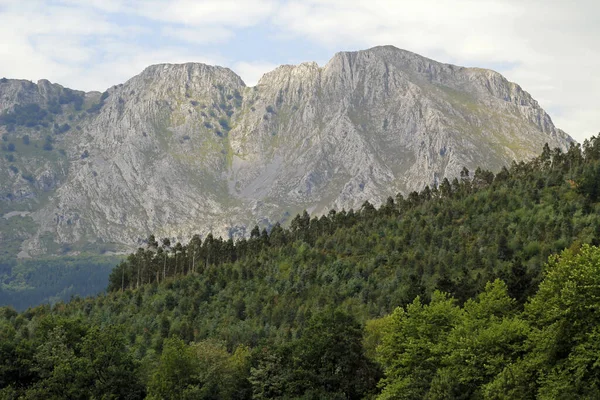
[0, 46, 572, 257]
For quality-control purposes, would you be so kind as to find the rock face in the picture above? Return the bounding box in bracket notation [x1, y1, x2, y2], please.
[0, 46, 572, 257]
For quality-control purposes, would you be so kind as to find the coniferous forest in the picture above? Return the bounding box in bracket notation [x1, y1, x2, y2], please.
[3, 137, 600, 398]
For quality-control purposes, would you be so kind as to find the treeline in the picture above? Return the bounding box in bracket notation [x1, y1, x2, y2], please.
[3, 136, 600, 398]
[111, 138, 600, 305]
[2, 246, 600, 398]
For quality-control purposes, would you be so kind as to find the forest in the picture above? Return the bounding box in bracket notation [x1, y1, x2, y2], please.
[0, 256, 121, 311]
[2, 136, 600, 398]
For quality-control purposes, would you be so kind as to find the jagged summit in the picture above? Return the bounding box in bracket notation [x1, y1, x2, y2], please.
[0, 47, 572, 257]
[137, 62, 246, 85]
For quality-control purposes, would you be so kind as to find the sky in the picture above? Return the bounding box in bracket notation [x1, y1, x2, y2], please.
[0, 0, 598, 142]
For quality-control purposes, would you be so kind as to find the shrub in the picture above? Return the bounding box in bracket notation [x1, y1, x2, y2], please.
[218, 119, 230, 131]
[53, 123, 70, 134]
[43, 136, 53, 151]
[0, 103, 51, 128]
[59, 88, 84, 110]
[21, 173, 35, 183]
[47, 100, 62, 114]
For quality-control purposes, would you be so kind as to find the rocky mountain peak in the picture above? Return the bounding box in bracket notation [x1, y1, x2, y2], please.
[133, 62, 246, 93]
[0, 79, 66, 113]
[0, 46, 573, 257]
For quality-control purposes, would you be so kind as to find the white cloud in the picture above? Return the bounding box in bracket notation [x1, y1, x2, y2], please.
[0, 1, 229, 90]
[31, 36, 96, 64]
[0, 0, 282, 91]
[233, 61, 279, 86]
[58, 0, 127, 13]
[161, 26, 234, 45]
[51, 39, 225, 92]
[131, 0, 278, 27]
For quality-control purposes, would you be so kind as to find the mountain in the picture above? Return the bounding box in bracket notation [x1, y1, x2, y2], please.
[0, 46, 571, 258]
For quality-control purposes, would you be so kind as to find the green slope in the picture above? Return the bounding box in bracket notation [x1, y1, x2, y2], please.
[2, 137, 600, 398]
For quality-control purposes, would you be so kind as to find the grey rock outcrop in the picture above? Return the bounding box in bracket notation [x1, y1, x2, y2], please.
[0, 46, 572, 257]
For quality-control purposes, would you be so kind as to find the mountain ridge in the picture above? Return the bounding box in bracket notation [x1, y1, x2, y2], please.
[0, 46, 572, 258]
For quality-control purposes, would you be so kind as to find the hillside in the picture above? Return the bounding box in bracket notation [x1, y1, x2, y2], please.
[0, 46, 571, 259]
[1, 137, 600, 398]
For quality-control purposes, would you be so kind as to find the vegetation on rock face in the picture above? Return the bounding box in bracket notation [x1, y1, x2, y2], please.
[2, 137, 600, 397]
[0, 103, 53, 129]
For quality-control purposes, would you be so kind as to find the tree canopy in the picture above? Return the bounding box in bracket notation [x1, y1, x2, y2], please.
[3, 137, 600, 397]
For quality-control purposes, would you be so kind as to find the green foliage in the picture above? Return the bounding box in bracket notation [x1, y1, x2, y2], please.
[376, 292, 462, 399]
[0, 104, 52, 128]
[148, 337, 197, 399]
[433, 281, 529, 398]
[148, 337, 250, 399]
[20, 173, 35, 183]
[250, 309, 380, 399]
[52, 122, 70, 134]
[0, 317, 145, 399]
[219, 118, 231, 131]
[42, 135, 53, 151]
[524, 245, 600, 398]
[3, 138, 600, 397]
[577, 160, 600, 201]
[58, 88, 84, 111]
[374, 246, 600, 399]
[80, 325, 146, 398]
